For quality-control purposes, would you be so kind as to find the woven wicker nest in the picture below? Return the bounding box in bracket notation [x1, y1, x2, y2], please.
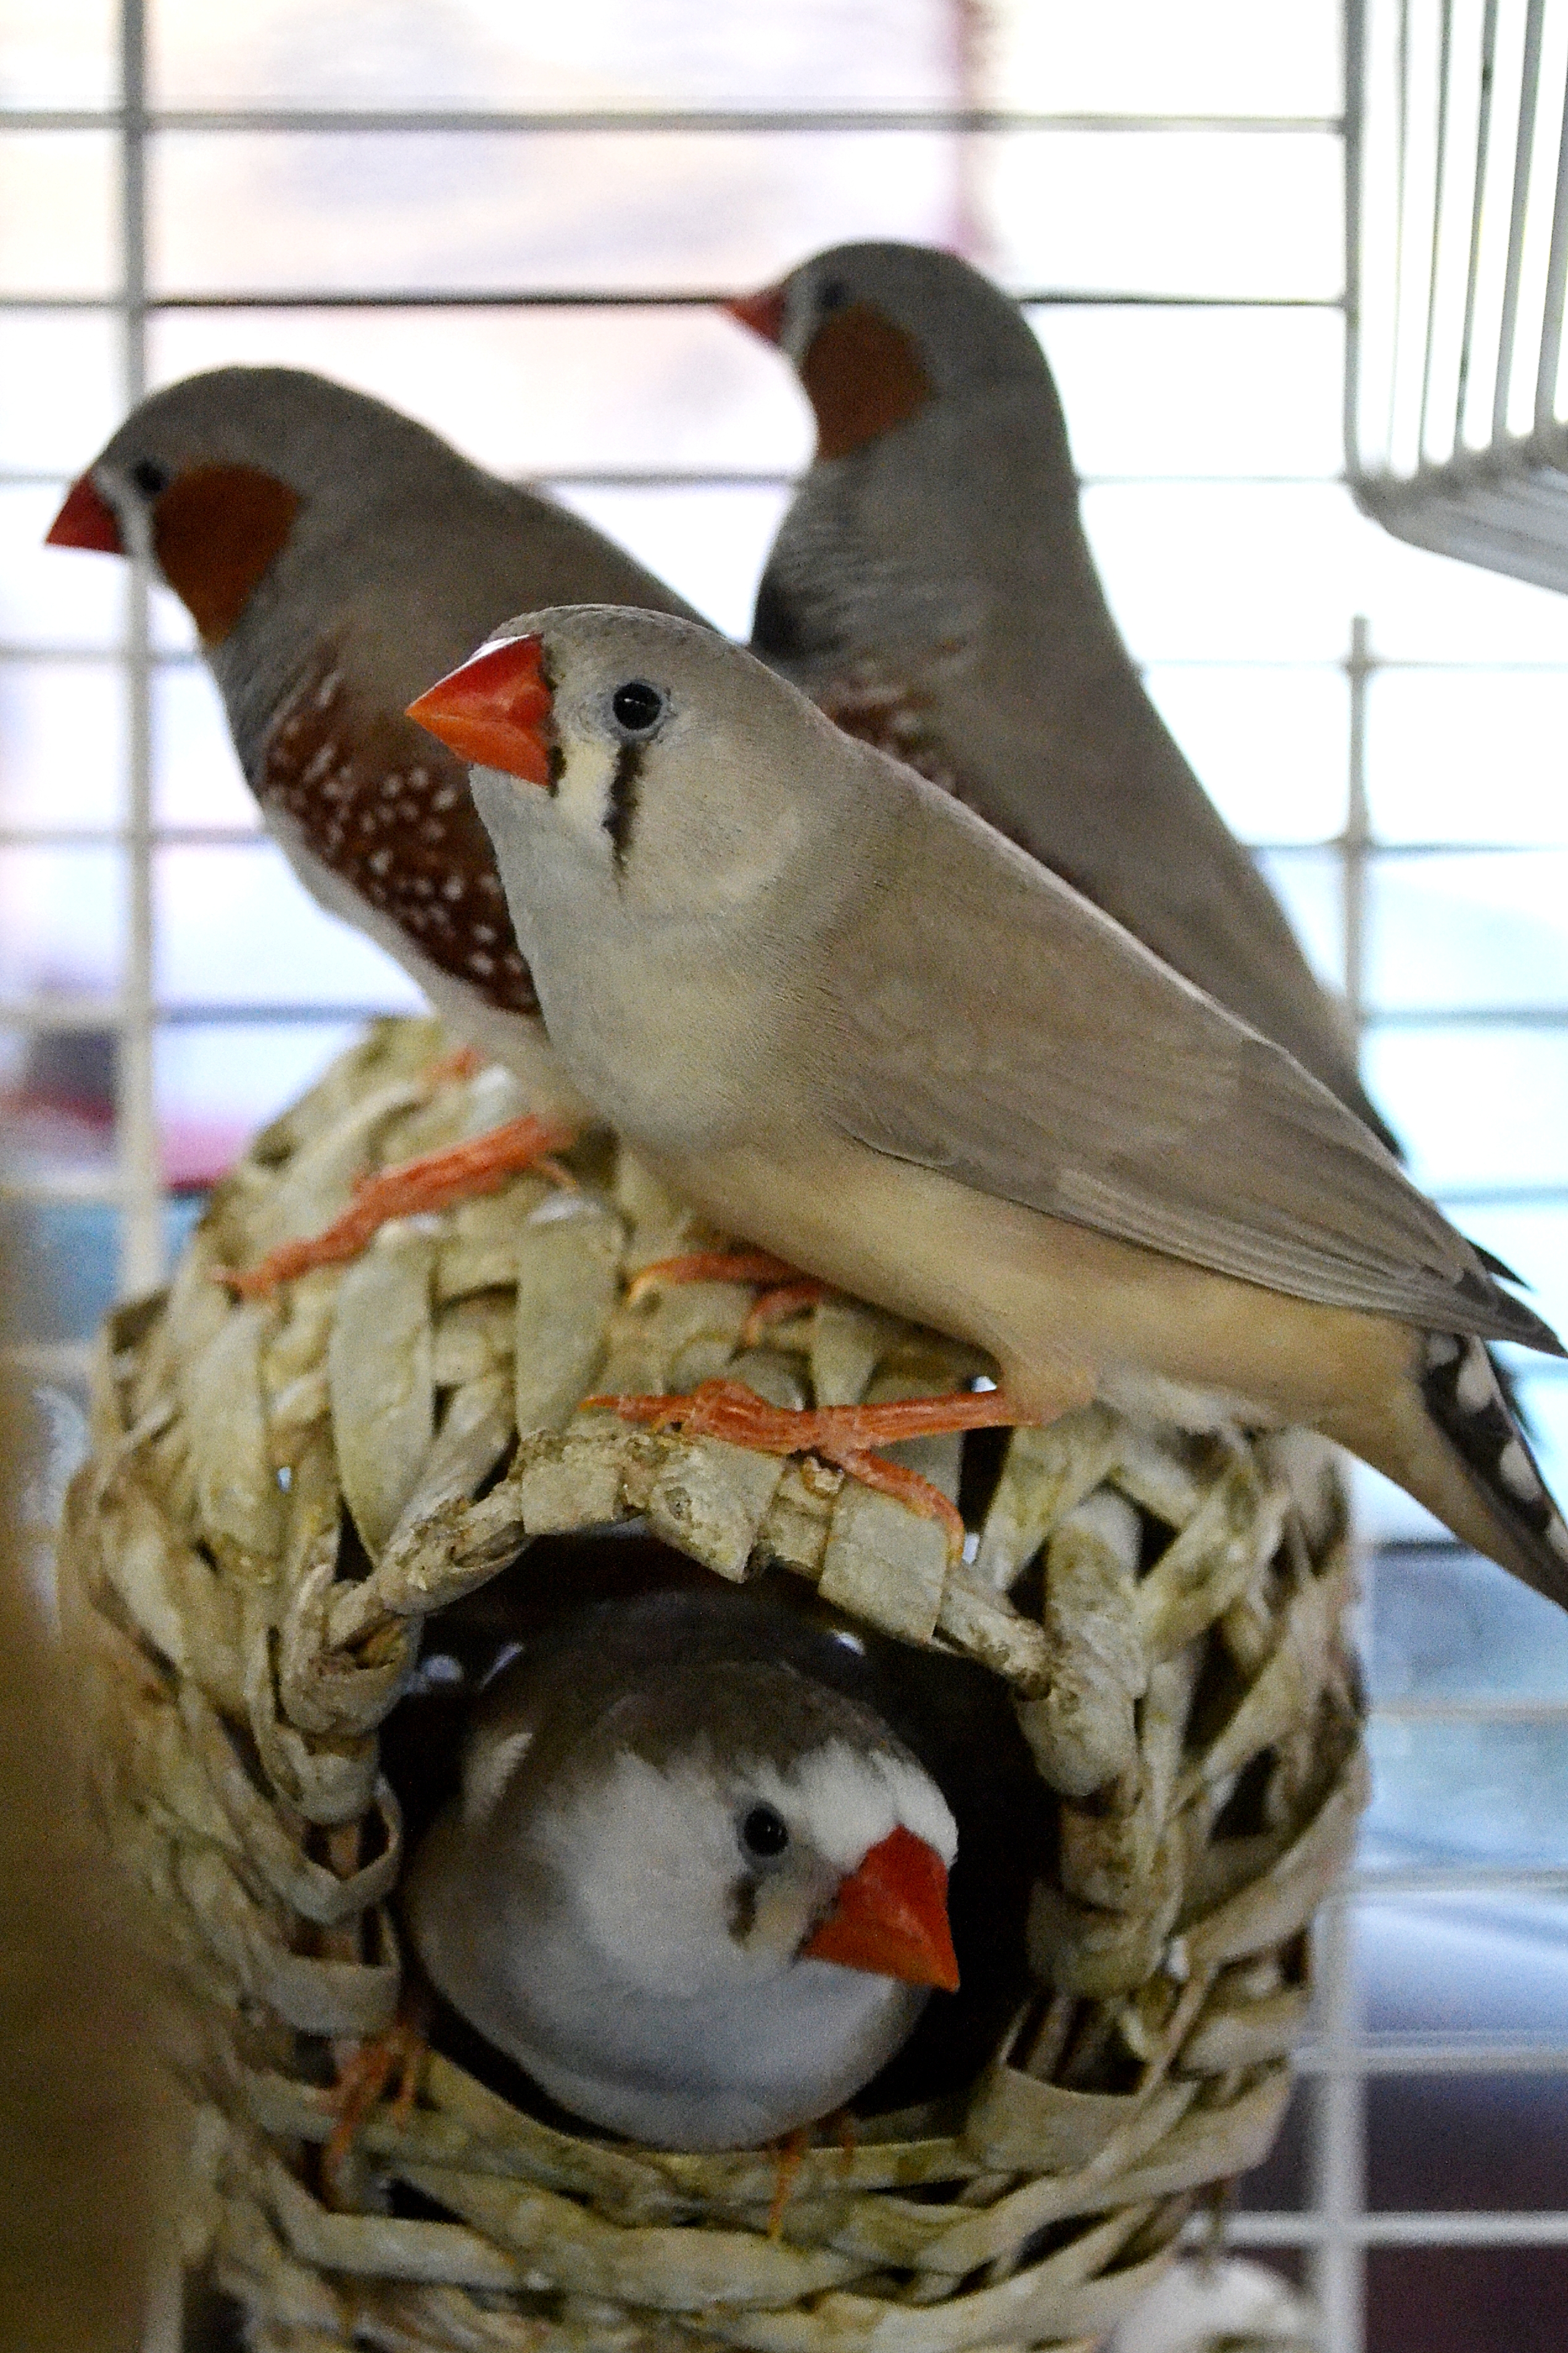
[60, 1017, 1367, 2353]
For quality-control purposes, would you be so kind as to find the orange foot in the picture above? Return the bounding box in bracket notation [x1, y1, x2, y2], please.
[767, 2123, 812, 2239]
[624, 1250, 830, 1345]
[423, 1043, 484, 1086]
[765, 2109, 857, 2238]
[581, 1376, 1029, 1560]
[217, 1113, 578, 1299]
[325, 2002, 428, 2194]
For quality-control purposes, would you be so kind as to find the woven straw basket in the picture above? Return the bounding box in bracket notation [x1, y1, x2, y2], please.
[59, 1018, 1367, 2353]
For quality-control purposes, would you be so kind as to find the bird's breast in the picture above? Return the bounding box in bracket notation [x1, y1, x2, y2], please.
[544, 950, 776, 1155]
[510, 867, 799, 1158]
[496, 1946, 926, 2151]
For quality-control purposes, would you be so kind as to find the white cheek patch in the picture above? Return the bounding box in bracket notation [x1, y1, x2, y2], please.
[468, 768, 541, 950]
[554, 736, 619, 846]
[750, 1743, 957, 1873]
[537, 1752, 740, 1995]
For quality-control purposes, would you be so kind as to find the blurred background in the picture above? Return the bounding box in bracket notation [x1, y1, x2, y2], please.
[2, 4, 1566, 2347]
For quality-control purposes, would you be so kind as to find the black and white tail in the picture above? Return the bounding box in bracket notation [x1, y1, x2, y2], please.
[1421, 1331, 1568, 1608]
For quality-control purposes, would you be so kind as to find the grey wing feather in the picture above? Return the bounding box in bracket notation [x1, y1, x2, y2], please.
[820, 772, 1561, 1353]
[902, 665, 1402, 1156]
[755, 393, 1395, 1151]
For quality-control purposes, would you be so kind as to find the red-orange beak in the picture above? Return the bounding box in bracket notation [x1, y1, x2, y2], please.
[406, 635, 553, 784]
[724, 285, 787, 346]
[802, 1823, 959, 1992]
[45, 472, 123, 554]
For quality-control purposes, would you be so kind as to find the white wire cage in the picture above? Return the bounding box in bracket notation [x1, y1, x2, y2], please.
[5, 7, 1568, 2352]
[1347, 0, 1568, 588]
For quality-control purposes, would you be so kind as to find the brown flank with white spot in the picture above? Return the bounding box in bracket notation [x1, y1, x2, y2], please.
[261, 646, 539, 1018]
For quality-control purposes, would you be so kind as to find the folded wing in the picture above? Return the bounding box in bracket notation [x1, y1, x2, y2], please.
[820, 770, 1559, 1352]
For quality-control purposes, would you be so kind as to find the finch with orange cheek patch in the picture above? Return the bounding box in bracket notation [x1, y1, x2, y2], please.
[730, 241, 1396, 1153]
[731, 241, 1541, 1457]
[46, 370, 706, 1286]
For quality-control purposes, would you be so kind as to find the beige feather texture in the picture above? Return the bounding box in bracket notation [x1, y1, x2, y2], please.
[438, 605, 1568, 1607]
[818, 788, 1540, 1338]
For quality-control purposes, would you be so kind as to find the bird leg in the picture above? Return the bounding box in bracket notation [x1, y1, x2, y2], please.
[421, 1043, 485, 1086]
[582, 1377, 1031, 1560]
[832, 2107, 858, 2174]
[766, 2124, 813, 2239]
[764, 2109, 858, 2239]
[217, 1112, 578, 1298]
[742, 1282, 832, 1346]
[625, 1249, 831, 1342]
[324, 1997, 429, 2197]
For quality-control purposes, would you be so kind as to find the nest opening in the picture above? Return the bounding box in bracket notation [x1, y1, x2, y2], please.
[61, 1020, 1368, 2353]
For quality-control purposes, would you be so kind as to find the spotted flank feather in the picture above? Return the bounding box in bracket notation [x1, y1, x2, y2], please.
[259, 644, 539, 1018]
[1421, 1332, 1568, 1594]
[816, 675, 959, 796]
[813, 668, 1125, 912]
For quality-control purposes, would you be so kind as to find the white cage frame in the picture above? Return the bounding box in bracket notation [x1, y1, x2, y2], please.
[1346, 0, 1568, 590]
[4, 9, 1568, 2350]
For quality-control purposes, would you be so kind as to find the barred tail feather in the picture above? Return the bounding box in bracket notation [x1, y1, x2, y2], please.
[1412, 1333, 1568, 1610]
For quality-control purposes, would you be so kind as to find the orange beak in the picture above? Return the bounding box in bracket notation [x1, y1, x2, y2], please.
[801, 1824, 959, 1992]
[406, 635, 553, 784]
[45, 472, 123, 554]
[724, 286, 787, 346]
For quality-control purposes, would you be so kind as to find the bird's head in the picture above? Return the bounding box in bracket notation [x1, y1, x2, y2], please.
[407, 605, 858, 932]
[487, 1657, 960, 2004]
[724, 241, 1048, 460]
[43, 366, 470, 648]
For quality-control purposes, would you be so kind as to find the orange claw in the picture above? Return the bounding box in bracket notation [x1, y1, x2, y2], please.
[765, 2109, 857, 2238]
[742, 1281, 830, 1345]
[767, 2123, 812, 2239]
[581, 1376, 1029, 1560]
[217, 1112, 578, 1298]
[834, 2109, 858, 2173]
[325, 2004, 428, 2193]
[624, 1249, 804, 1306]
[423, 1043, 484, 1085]
[622, 1249, 829, 1340]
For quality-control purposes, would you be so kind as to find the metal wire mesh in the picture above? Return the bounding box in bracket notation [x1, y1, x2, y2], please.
[4, 7, 1568, 2348]
[1347, 0, 1568, 589]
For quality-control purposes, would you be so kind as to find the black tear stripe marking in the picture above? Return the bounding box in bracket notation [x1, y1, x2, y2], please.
[547, 739, 565, 794]
[605, 739, 644, 871]
[1421, 1332, 1568, 1576]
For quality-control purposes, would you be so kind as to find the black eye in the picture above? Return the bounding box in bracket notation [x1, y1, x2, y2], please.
[611, 680, 665, 736]
[817, 277, 850, 317]
[740, 1803, 789, 1860]
[130, 458, 171, 499]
